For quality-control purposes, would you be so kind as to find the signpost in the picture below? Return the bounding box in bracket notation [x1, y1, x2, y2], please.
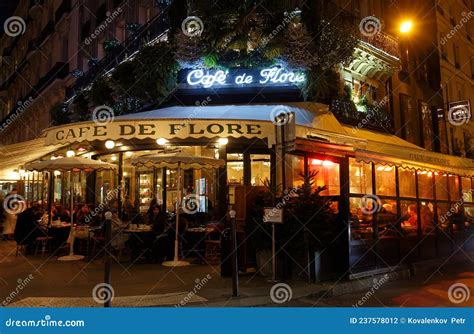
[264, 208, 283, 283]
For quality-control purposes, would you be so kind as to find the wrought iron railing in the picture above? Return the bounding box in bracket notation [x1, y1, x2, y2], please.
[67, 7, 170, 99]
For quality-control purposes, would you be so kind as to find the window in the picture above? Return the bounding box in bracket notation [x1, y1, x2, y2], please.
[400, 94, 415, 144]
[462, 177, 473, 202]
[308, 158, 340, 196]
[400, 201, 418, 236]
[350, 197, 374, 241]
[377, 199, 398, 238]
[448, 175, 461, 201]
[398, 168, 416, 197]
[375, 164, 396, 196]
[435, 173, 449, 200]
[227, 153, 243, 185]
[285, 155, 304, 189]
[417, 171, 435, 199]
[349, 158, 372, 194]
[250, 154, 270, 186]
[464, 205, 474, 228]
[437, 202, 451, 232]
[419, 101, 433, 150]
[420, 201, 435, 235]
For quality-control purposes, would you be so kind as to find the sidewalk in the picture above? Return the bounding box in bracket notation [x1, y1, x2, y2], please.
[1, 239, 472, 307]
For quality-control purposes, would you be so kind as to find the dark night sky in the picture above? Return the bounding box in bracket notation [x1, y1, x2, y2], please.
[0, 0, 20, 33]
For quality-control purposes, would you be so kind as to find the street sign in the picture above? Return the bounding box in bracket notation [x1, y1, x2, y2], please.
[263, 207, 284, 224]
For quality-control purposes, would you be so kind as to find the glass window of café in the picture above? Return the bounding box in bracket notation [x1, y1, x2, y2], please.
[461, 177, 473, 202]
[448, 175, 461, 201]
[398, 167, 416, 198]
[434, 173, 449, 200]
[308, 158, 340, 196]
[285, 155, 305, 189]
[417, 170, 435, 199]
[376, 199, 398, 237]
[349, 158, 372, 194]
[349, 197, 375, 238]
[97, 146, 218, 219]
[374, 164, 396, 196]
[419, 201, 436, 235]
[227, 153, 243, 185]
[399, 200, 418, 237]
[250, 154, 271, 186]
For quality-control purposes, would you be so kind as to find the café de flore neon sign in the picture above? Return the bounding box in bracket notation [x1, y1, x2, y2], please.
[180, 67, 306, 89]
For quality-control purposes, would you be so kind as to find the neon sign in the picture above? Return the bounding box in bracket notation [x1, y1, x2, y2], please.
[184, 67, 305, 89]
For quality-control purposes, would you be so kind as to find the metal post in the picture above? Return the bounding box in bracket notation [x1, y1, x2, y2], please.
[229, 210, 239, 297]
[271, 223, 276, 282]
[104, 211, 112, 307]
[47, 172, 54, 228]
[117, 152, 123, 220]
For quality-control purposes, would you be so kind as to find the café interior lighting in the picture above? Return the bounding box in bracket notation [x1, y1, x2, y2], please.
[218, 138, 229, 146]
[156, 138, 168, 146]
[105, 140, 115, 149]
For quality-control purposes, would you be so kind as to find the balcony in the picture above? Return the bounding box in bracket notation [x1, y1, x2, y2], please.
[0, 62, 69, 128]
[359, 30, 400, 59]
[69, 9, 169, 98]
[331, 98, 393, 133]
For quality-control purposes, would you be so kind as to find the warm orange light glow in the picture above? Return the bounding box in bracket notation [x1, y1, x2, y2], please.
[400, 20, 413, 34]
[312, 159, 323, 165]
[322, 160, 334, 167]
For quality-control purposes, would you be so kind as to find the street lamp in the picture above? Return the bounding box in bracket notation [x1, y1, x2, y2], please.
[399, 20, 413, 34]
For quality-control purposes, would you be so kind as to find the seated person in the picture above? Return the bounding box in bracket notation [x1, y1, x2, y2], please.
[74, 204, 90, 225]
[14, 205, 46, 253]
[401, 204, 418, 232]
[147, 204, 167, 235]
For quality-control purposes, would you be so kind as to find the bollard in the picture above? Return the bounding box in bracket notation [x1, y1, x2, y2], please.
[103, 211, 112, 307]
[229, 210, 240, 297]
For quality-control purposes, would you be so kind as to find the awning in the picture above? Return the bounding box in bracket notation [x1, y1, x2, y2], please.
[0, 137, 66, 179]
[343, 126, 474, 176]
[42, 102, 347, 147]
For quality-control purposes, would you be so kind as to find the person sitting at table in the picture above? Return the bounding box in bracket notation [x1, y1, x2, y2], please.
[74, 204, 90, 225]
[147, 204, 167, 235]
[145, 205, 169, 263]
[14, 205, 46, 254]
[401, 204, 418, 234]
[53, 204, 71, 223]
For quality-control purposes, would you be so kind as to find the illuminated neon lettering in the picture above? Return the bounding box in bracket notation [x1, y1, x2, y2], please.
[187, 69, 227, 88]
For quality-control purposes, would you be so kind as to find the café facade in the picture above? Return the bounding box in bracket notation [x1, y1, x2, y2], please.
[1, 66, 473, 278]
